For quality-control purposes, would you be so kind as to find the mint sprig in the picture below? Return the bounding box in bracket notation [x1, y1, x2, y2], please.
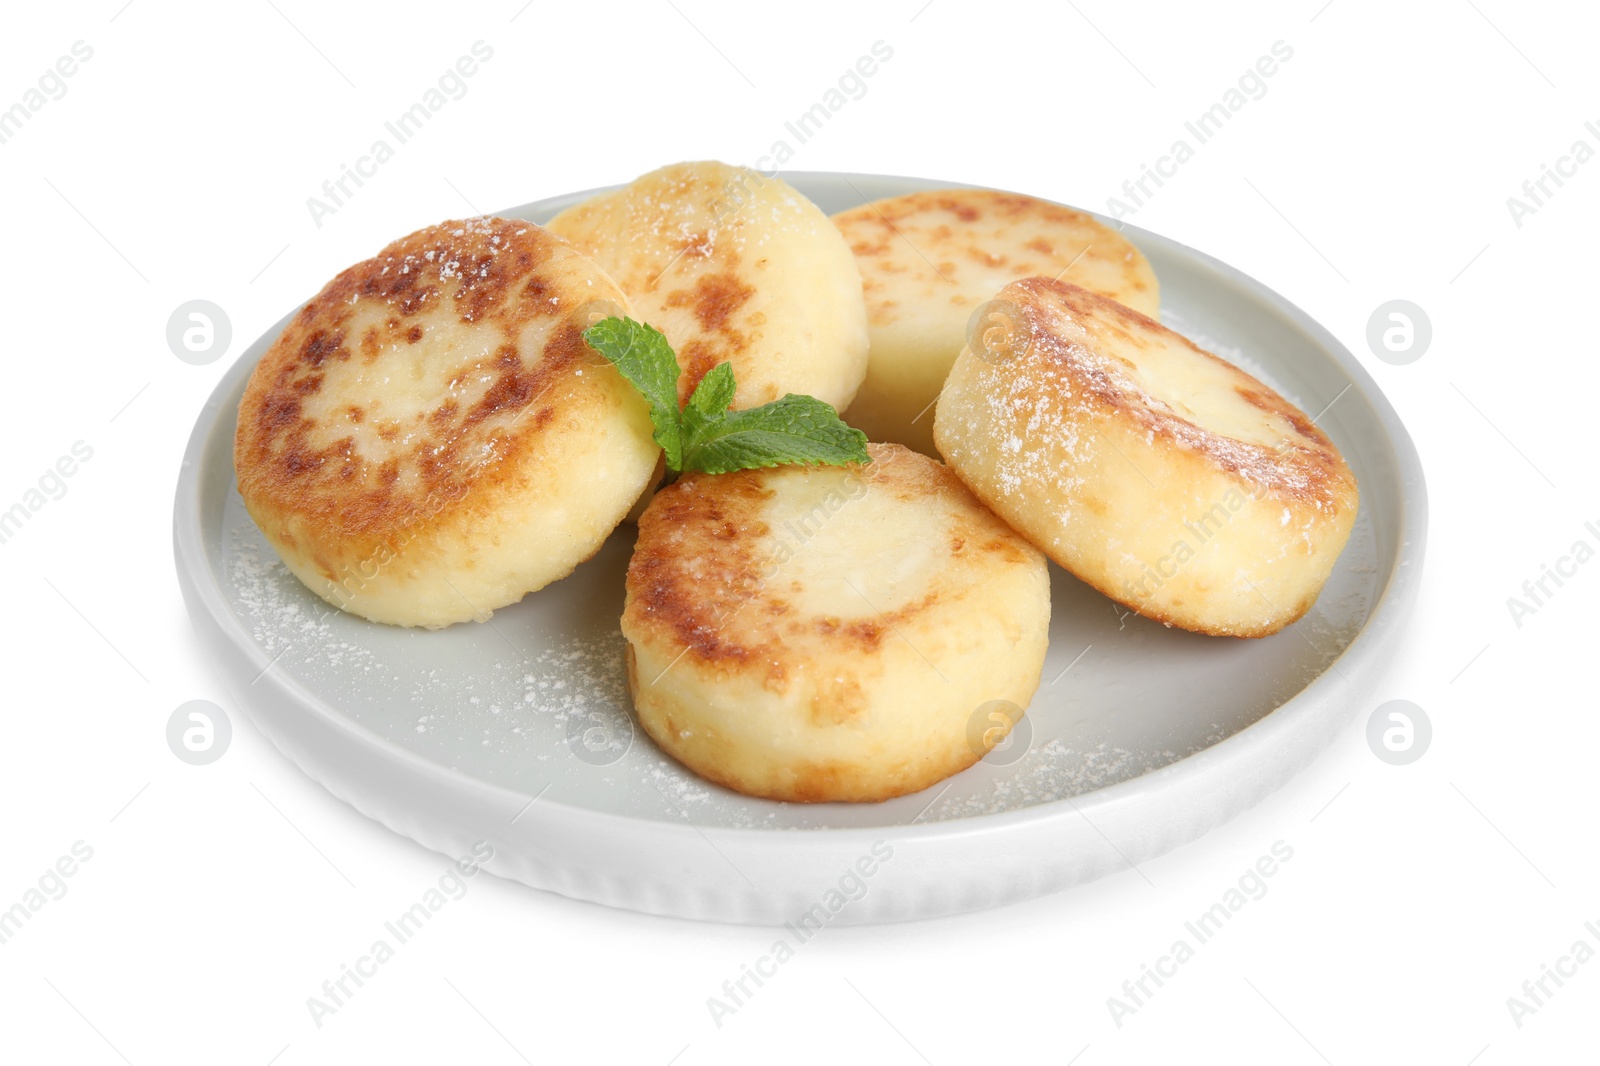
[582, 317, 870, 475]
[581, 315, 684, 469]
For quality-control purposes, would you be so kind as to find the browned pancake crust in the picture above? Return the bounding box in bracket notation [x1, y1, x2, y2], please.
[550, 180, 761, 403]
[234, 218, 611, 570]
[624, 442, 1032, 686]
[1010, 277, 1352, 509]
[838, 189, 1157, 324]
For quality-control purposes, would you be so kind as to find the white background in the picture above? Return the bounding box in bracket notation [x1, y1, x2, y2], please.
[2, 0, 1595, 1062]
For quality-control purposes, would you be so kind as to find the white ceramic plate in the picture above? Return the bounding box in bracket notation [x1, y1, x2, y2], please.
[174, 172, 1426, 924]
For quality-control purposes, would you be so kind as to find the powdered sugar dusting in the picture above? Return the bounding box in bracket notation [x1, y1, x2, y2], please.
[927, 740, 1150, 819]
[227, 522, 373, 671]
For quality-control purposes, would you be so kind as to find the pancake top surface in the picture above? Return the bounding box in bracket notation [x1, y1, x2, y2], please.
[834, 188, 1159, 326]
[626, 443, 1039, 675]
[235, 217, 628, 544]
[971, 276, 1355, 509]
[550, 161, 852, 403]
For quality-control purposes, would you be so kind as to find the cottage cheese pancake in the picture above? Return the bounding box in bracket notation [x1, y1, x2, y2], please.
[234, 217, 659, 628]
[549, 161, 869, 413]
[622, 443, 1050, 803]
[834, 189, 1158, 455]
[934, 277, 1357, 638]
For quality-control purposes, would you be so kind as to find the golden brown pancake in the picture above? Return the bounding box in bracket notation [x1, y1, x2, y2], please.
[234, 217, 659, 627]
[549, 161, 869, 412]
[834, 188, 1158, 455]
[623, 443, 1050, 802]
[934, 277, 1357, 637]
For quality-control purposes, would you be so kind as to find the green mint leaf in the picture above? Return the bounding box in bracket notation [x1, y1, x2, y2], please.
[582, 316, 682, 469]
[684, 361, 736, 424]
[681, 392, 870, 475]
[583, 317, 870, 476]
